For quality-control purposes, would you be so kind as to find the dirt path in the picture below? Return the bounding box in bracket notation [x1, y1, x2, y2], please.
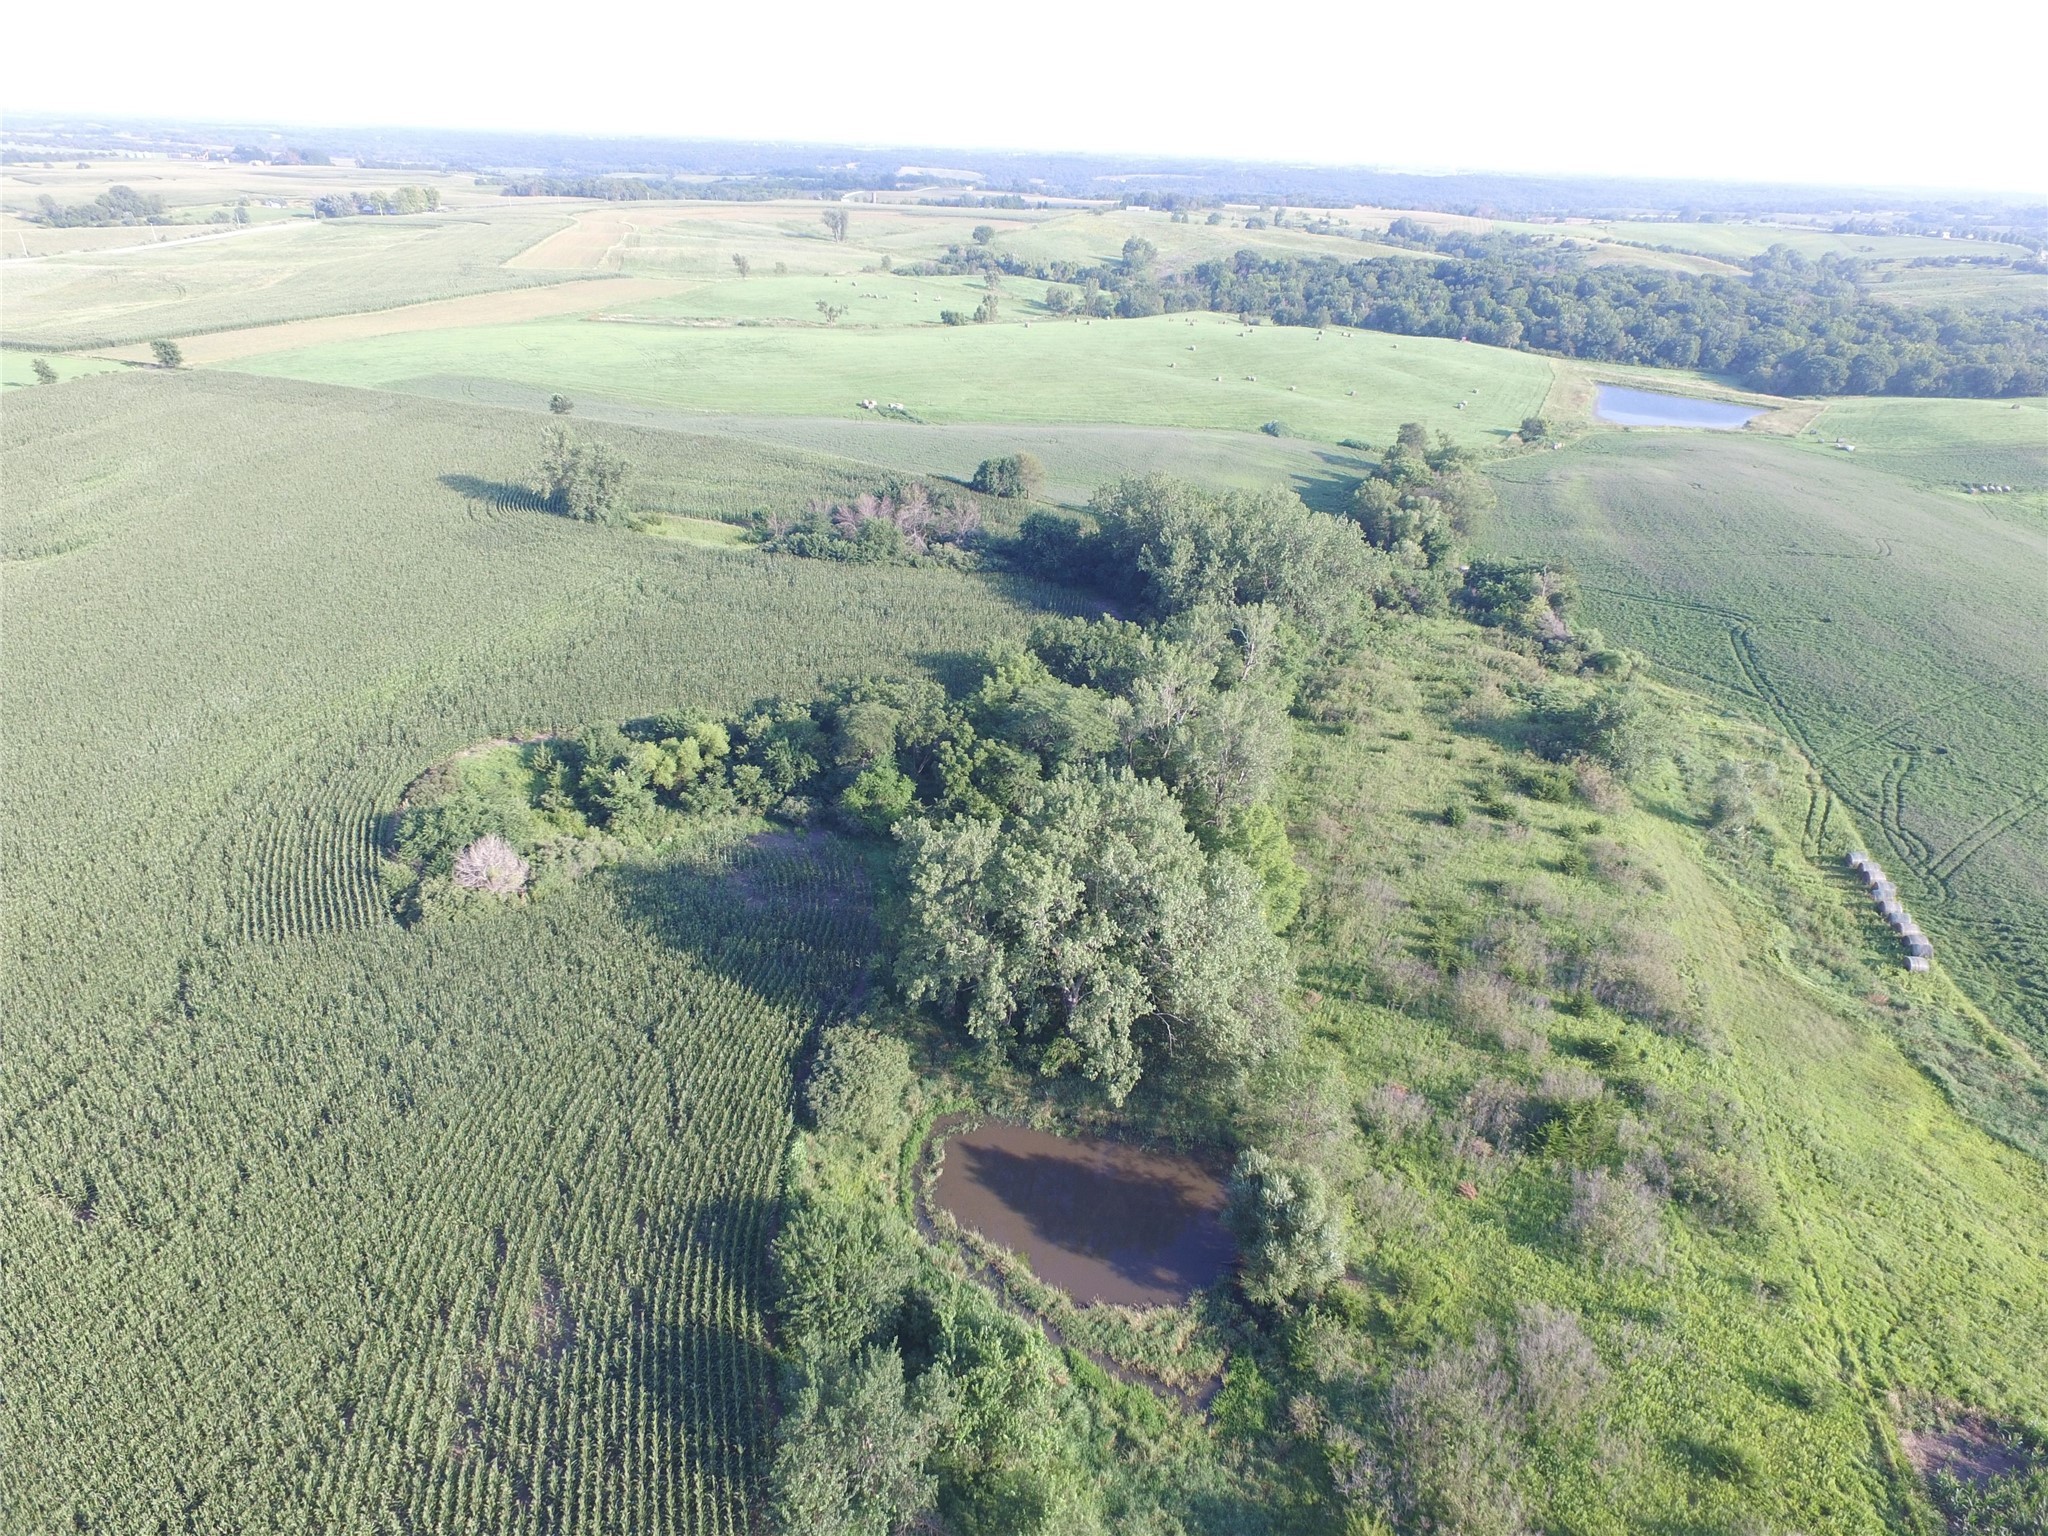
[85, 276, 698, 364]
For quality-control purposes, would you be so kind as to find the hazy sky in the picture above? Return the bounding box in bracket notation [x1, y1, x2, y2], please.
[6, 0, 2043, 196]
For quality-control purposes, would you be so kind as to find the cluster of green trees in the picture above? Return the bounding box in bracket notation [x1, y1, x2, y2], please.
[31, 185, 167, 227]
[908, 234, 1164, 319]
[310, 185, 441, 218]
[538, 426, 632, 522]
[968, 452, 1043, 498]
[918, 215, 2044, 393]
[1175, 235, 2048, 397]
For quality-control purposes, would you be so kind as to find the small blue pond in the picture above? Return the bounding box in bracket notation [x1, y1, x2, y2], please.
[1595, 385, 1763, 430]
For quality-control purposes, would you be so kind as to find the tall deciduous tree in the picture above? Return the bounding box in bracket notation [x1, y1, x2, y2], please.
[895, 767, 1291, 1103]
[150, 339, 183, 368]
[539, 426, 633, 523]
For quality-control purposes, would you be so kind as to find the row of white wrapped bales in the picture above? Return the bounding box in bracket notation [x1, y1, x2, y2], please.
[1847, 851, 1933, 971]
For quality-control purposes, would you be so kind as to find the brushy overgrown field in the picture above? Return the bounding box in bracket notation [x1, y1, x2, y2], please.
[1483, 406, 2048, 1054]
[227, 306, 1553, 445]
[1234, 618, 2048, 1531]
[0, 371, 1064, 1533]
[0, 205, 576, 349]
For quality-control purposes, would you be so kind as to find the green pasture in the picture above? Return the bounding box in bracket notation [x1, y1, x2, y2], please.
[229, 309, 1554, 446]
[0, 369, 1066, 1533]
[377, 373, 1377, 511]
[0, 206, 575, 349]
[1485, 410, 2048, 1052]
[0, 350, 128, 387]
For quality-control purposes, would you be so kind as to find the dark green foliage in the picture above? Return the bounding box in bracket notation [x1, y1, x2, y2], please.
[896, 768, 1293, 1103]
[969, 452, 1044, 499]
[311, 186, 441, 218]
[539, 425, 633, 522]
[774, 1199, 917, 1357]
[1457, 559, 1575, 645]
[548, 392, 574, 414]
[803, 1026, 913, 1144]
[1520, 416, 1548, 440]
[32, 358, 58, 385]
[1087, 473, 1382, 642]
[150, 338, 183, 368]
[1178, 240, 2048, 397]
[1258, 420, 1290, 437]
[769, 1345, 941, 1536]
[1223, 1149, 1345, 1306]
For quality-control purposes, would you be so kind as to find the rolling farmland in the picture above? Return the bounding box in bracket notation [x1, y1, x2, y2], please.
[0, 205, 578, 350]
[0, 370, 1056, 1531]
[1484, 408, 2048, 1048]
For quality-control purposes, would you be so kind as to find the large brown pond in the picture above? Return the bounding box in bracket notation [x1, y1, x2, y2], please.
[930, 1120, 1234, 1308]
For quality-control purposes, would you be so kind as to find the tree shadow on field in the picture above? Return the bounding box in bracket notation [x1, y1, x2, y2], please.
[607, 828, 879, 1021]
[439, 473, 546, 512]
[1290, 447, 1373, 518]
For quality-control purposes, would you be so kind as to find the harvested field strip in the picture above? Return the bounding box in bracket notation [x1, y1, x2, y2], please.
[87, 276, 696, 365]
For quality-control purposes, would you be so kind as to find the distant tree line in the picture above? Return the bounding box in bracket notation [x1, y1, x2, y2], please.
[31, 185, 168, 227]
[913, 220, 2045, 395]
[1177, 228, 2048, 397]
[499, 173, 868, 202]
[311, 186, 443, 218]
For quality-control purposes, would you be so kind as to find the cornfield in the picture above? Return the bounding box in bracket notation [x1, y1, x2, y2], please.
[1, 370, 1037, 1532]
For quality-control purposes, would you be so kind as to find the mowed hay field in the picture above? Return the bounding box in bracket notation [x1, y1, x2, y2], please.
[1484, 403, 2048, 1049]
[0, 370, 1064, 1533]
[230, 306, 1553, 446]
[0, 205, 578, 349]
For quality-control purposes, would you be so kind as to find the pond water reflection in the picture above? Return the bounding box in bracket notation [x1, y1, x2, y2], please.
[1595, 385, 1763, 429]
[930, 1120, 1234, 1308]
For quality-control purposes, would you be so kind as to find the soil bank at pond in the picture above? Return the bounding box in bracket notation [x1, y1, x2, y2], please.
[930, 1120, 1234, 1308]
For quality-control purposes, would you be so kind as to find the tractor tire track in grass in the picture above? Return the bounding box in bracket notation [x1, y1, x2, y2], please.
[1928, 786, 2048, 886]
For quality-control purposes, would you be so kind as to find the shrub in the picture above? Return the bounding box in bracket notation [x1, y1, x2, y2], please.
[1379, 1332, 1528, 1536]
[1670, 1146, 1772, 1233]
[1259, 420, 1291, 437]
[1360, 1081, 1432, 1141]
[1520, 416, 1549, 441]
[769, 1345, 940, 1536]
[772, 1199, 915, 1356]
[1563, 1168, 1667, 1273]
[803, 1025, 912, 1145]
[450, 833, 529, 896]
[970, 453, 1045, 499]
[1224, 1149, 1345, 1307]
[1512, 1303, 1607, 1435]
[150, 339, 183, 368]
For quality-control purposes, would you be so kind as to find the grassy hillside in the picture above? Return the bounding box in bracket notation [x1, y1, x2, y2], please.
[0, 371, 1062, 1533]
[1483, 407, 2048, 1056]
[227, 308, 1553, 447]
[1257, 620, 2048, 1530]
